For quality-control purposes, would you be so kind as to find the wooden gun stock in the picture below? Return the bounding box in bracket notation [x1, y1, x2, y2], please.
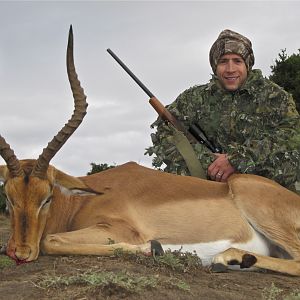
[149, 97, 197, 143]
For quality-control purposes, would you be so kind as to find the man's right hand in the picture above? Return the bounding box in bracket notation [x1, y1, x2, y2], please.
[208, 153, 236, 182]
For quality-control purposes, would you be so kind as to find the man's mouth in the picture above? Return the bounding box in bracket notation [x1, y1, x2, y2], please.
[225, 76, 239, 82]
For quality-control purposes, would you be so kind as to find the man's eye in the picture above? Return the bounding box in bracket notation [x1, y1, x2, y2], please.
[234, 59, 243, 64]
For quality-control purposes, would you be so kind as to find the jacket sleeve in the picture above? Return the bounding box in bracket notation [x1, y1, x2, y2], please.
[228, 91, 300, 189]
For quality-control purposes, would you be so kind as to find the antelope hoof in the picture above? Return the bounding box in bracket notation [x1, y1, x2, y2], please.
[150, 240, 164, 256]
[240, 254, 257, 269]
[210, 263, 228, 273]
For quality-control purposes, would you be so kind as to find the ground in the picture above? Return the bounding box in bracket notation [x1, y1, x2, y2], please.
[0, 214, 299, 300]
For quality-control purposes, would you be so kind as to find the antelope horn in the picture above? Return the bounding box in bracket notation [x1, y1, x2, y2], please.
[0, 135, 23, 177]
[32, 25, 88, 178]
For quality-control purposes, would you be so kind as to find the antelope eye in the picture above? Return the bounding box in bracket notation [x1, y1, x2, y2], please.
[42, 196, 53, 207]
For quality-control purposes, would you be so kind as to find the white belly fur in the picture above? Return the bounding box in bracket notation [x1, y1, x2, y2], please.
[161, 229, 270, 266]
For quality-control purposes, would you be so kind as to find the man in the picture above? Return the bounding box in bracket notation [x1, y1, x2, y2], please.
[146, 29, 300, 191]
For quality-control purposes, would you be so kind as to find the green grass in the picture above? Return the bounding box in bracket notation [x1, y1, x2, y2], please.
[113, 247, 202, 273]
[262, 283, 283, 300]
[155, 248, 202, 272]
[284, 290, 300, 300]
[36, 270, 157, 292]
[262, 283, 300, 300]
[33, 247, 196, 295]
[0, 255, 14, 269]
[34, 269, 190, 294]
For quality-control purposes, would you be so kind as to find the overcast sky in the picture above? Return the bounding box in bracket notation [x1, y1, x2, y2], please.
[0, 1, 299, 176]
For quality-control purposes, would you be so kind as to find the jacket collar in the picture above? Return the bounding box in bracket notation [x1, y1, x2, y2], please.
[208, 69, 264, 95]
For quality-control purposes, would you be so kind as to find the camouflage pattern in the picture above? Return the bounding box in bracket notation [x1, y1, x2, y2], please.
[145, 69, 300, 191]
[209, 29, 255, 73]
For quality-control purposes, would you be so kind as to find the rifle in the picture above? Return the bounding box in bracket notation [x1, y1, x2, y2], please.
[107, 48, 221, 153]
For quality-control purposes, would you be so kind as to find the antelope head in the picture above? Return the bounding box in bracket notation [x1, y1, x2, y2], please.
[0, 26, 89, 262]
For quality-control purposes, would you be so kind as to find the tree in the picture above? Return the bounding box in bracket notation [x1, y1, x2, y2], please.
[0, 184, 7, 213]
[269, 49, 300, 111]
[87, 162, 116, 175]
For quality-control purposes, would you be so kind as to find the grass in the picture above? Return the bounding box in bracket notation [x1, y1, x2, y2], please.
[285, 290, 300, 300]
[155, 248, 202, 272]
[35, 270, 157, 292]
[262, 283, 283, 300]
[262, 283, 300, 300]
[34, 269, 190, 295]
[0, 255, 14, 269]
[113, 247, 202, 273]
[31, 248, 197, 296]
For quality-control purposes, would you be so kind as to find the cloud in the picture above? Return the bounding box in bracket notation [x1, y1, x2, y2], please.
[0, 1, 299, 176]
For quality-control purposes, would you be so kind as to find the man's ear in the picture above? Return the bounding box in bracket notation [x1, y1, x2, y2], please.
[53, 168, 99, 195]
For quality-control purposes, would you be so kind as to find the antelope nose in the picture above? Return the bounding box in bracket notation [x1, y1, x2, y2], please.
[15, 245, 31, 261]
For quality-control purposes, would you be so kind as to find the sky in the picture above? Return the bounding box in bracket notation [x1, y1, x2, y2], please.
[0, 0, 299, 176]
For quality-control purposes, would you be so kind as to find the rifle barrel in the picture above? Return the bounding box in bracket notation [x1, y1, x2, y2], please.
[107, 48, 154, 98]
[107, 49, 222, 153]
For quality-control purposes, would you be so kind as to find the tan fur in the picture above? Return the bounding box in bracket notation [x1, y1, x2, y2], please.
[2, 160, 300, 276]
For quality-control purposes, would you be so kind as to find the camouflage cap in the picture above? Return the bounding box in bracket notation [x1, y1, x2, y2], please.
[209, 29, 255, 74]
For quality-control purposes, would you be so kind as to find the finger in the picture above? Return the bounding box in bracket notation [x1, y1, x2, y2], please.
[207, 162, 216, 176]
[220, 173, 228, 182]
[209, 167, 219, 179]
[220, 170, 235, 182]
[215, 171, 224, 182]
[208, 160, 220, 177]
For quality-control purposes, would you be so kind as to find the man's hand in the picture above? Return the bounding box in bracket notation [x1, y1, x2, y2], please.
[208, 153, 236, 182]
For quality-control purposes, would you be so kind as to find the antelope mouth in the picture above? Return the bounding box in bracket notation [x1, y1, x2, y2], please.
[5, 244, 35, 265]
[11, 256, 29, 266]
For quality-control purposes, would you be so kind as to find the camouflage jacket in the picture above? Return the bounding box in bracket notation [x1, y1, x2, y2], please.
[146, 69, 300, 190]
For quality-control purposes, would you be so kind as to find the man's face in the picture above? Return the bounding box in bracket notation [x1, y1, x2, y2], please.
[216, 53, 248, 91]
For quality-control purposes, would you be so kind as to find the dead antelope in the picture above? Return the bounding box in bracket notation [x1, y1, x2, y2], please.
[1, 27, 300, 276]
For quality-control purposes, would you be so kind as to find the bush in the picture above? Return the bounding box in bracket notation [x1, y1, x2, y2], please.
[87, 162, 116, 175]
[269, 49, 300, 112]
[0, 184, 6, 213]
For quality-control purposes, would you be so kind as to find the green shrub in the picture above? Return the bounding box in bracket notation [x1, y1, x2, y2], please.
[0, 184, 6, 213]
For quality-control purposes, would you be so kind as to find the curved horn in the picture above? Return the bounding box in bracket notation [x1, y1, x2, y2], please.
[0, 135, 23, 177]
[32, 25, 88, 178]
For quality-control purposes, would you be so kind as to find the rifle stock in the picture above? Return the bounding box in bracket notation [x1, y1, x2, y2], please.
[149, 96, 197, 143]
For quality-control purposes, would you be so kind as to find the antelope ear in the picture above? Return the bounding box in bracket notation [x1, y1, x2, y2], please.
[0, 165, 8, 182]
[53, 168, 99, 195]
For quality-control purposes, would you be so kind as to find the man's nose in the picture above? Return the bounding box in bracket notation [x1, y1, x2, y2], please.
[226, 60, 235, 72]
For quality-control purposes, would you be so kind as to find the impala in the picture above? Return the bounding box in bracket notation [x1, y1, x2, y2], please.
[1, 27, 300, 276]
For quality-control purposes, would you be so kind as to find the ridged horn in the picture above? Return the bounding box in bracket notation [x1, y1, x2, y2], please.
[32, 25, 88, 179]
[0, 135, 23, 177]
